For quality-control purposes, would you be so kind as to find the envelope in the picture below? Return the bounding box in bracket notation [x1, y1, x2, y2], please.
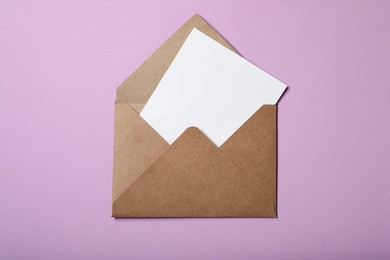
[112, 14, 278, 218]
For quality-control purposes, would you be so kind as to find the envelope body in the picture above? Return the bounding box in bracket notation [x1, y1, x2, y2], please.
[112, 15, 277, 218]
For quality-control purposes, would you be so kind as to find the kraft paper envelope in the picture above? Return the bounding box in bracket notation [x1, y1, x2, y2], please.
[113, 14, 278, 217]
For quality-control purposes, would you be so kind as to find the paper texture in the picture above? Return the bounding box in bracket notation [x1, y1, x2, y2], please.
[113, 126, 275, 217]
[140, 28, 286, 147]
[112, 14, 281, 217]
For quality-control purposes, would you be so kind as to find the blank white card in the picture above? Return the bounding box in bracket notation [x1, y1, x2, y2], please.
[140, 28, 286, 147]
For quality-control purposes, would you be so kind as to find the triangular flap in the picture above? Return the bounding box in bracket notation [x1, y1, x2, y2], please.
[116, 14, 237, 112]
[112, 104, 169, 201]
[221, 105, 277, 203]
[113, 127, 275, 217]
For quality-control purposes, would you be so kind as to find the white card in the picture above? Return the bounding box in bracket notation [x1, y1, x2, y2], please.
[140, 28, 286, 147]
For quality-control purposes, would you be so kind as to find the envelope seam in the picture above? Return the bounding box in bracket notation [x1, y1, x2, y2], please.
[219, 149, 276, 207]
[112, 104, 170, 202]
[113, 131, 171, 205]
[113, 150, 167, 202]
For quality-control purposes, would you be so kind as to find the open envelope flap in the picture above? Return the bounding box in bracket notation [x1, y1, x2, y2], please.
[115, 14, 237, 112]
[113, 127, 275, 217]
[221, 105, 277, 203]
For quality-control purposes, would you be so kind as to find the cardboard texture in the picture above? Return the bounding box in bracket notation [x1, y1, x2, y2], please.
[113, 14, 278, 217]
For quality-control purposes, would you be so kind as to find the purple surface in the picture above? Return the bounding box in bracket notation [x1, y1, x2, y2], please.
[1, 1, 389, 259]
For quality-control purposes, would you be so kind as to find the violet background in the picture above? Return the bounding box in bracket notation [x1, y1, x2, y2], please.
[1, 1, 389, 259]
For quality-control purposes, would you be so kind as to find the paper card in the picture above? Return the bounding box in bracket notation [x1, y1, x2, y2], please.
[140, 28, 286, 147]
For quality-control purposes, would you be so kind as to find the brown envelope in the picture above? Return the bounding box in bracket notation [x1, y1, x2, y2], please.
[112, 14, 278, 218]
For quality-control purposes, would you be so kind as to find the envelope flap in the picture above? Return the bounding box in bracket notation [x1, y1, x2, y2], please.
[221, 105, 277, 203]
[113, 126, 275, 217]
[116, 14, 237, 113]
[112, 103, 169, 201]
